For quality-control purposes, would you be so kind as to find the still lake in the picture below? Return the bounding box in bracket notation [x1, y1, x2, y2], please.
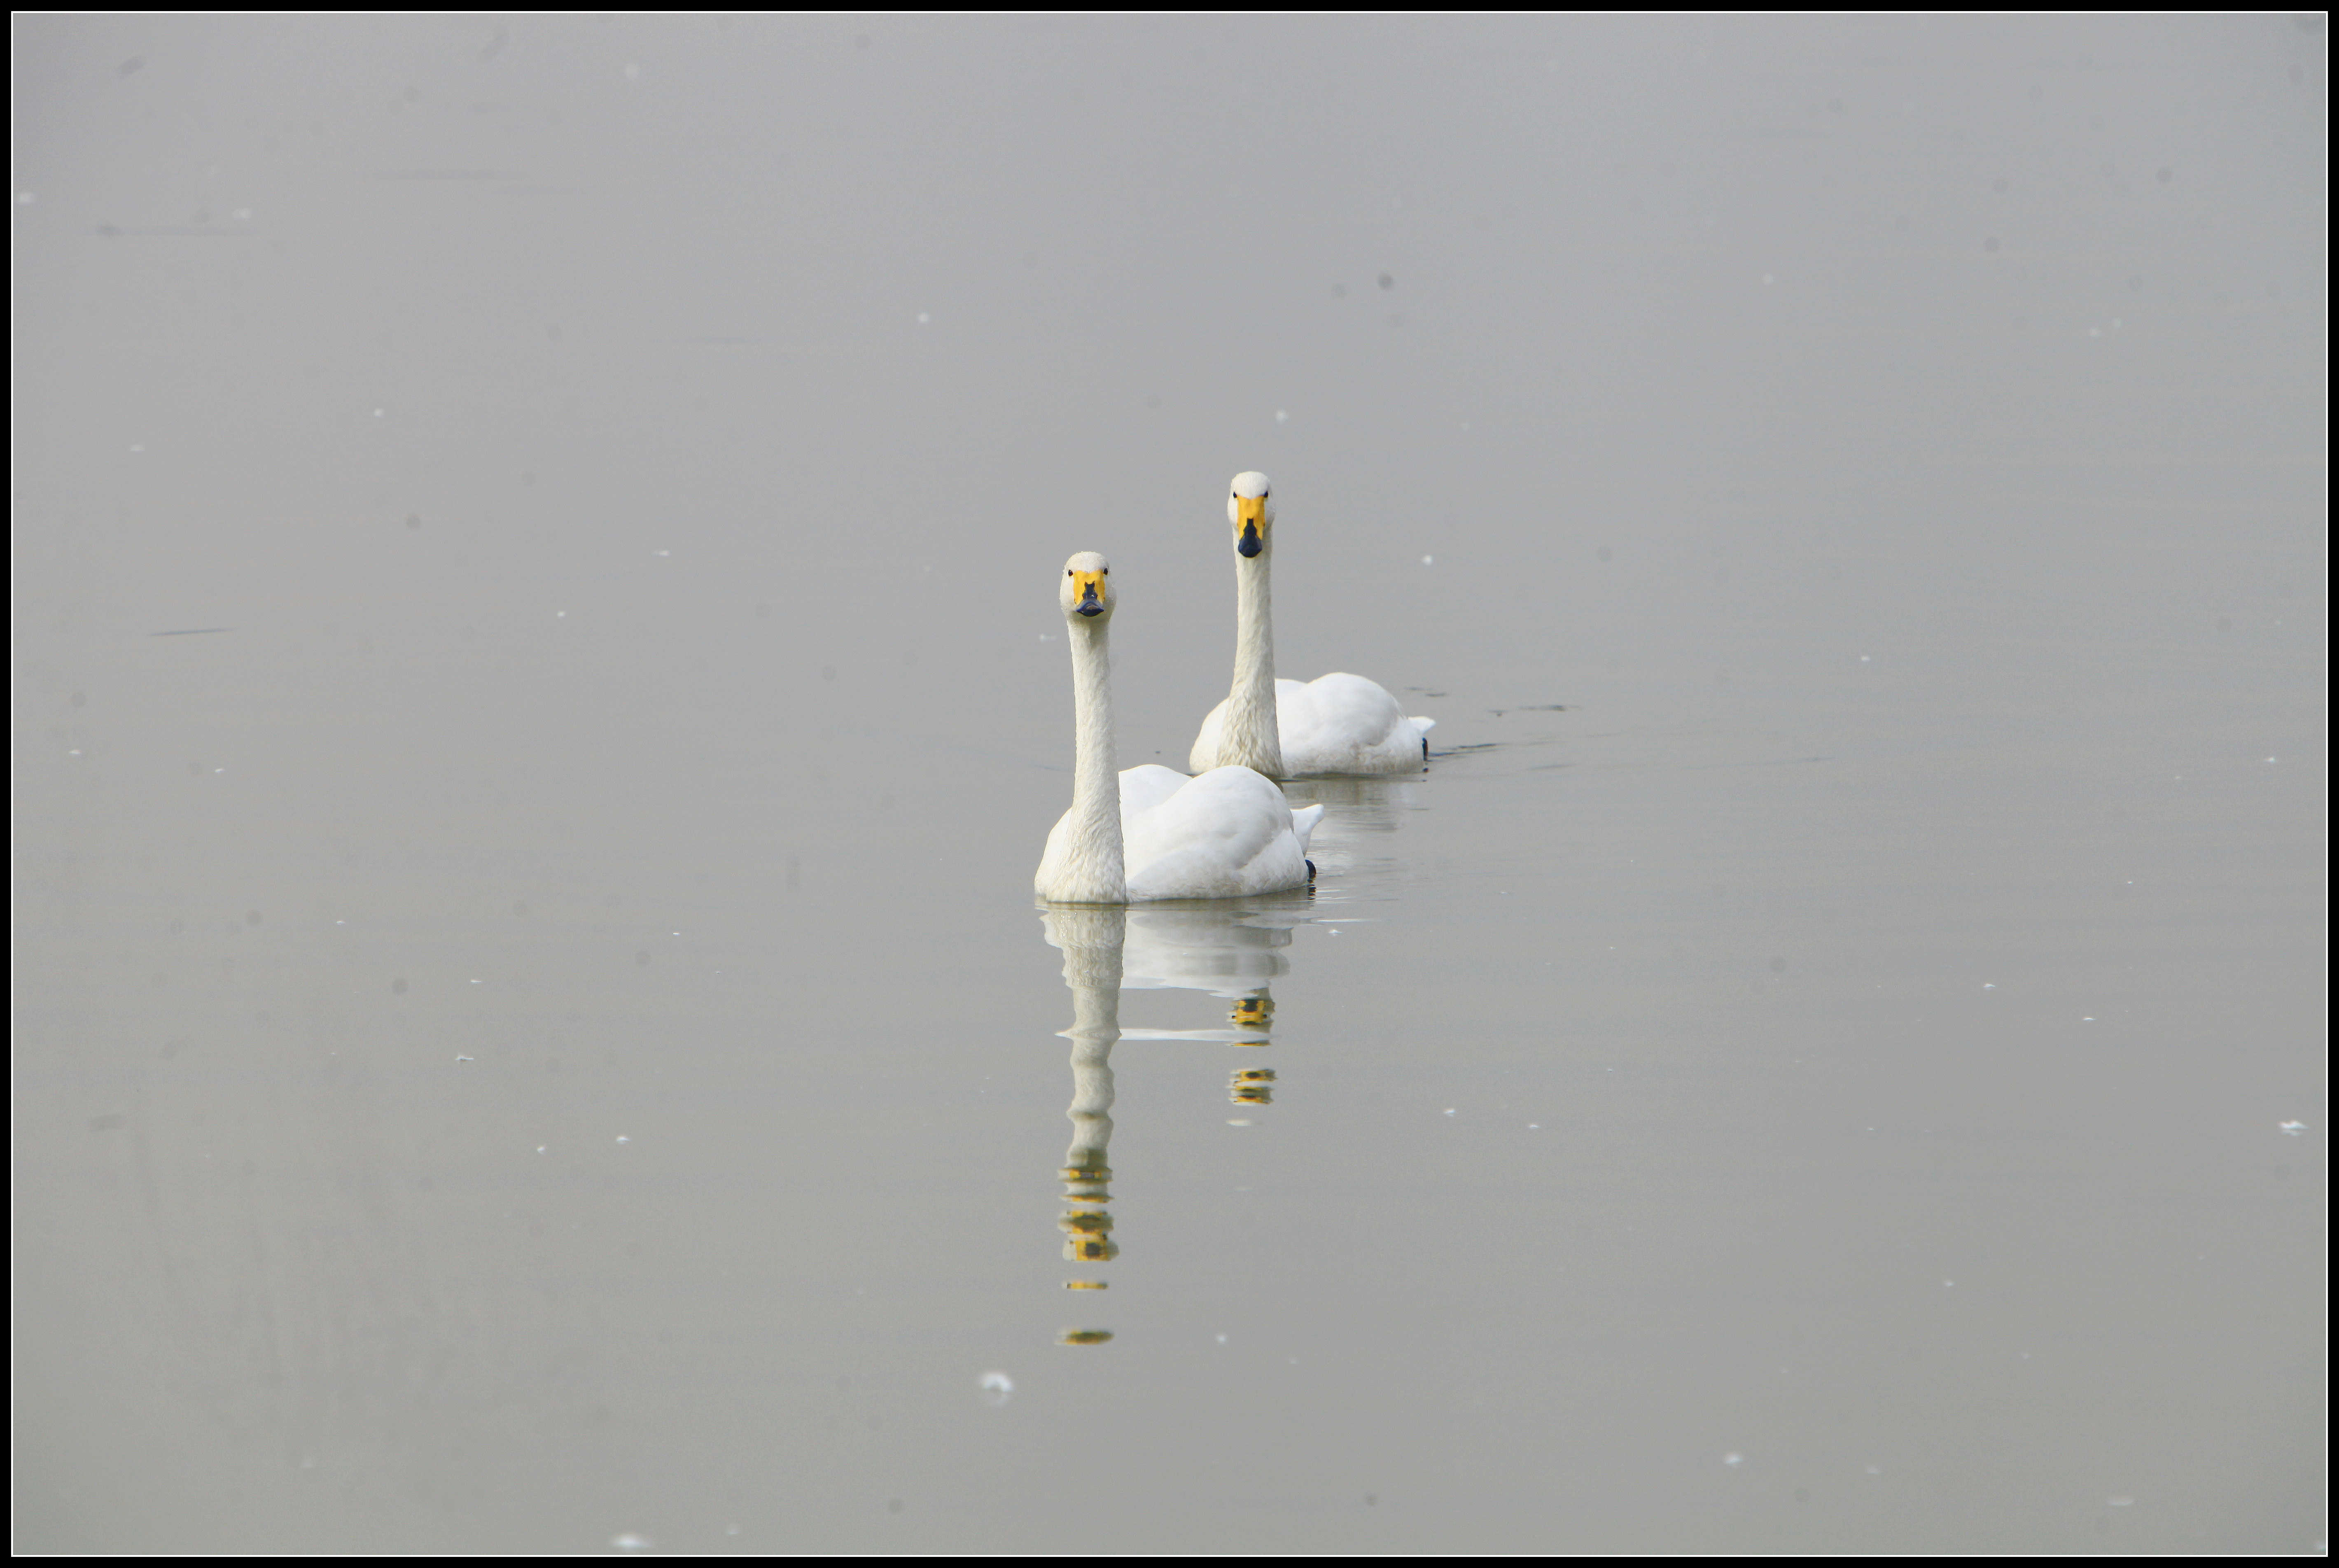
[13, 14, 2325, 1552]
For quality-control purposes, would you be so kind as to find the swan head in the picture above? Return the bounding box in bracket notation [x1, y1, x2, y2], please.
[1060, 551, 1116, 622]
[1227, 471, 1274, 558]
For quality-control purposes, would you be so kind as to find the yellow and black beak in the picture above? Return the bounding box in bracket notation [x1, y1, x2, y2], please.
[1235, 495, 1268, 558]
[1070, 569, 1108, 616]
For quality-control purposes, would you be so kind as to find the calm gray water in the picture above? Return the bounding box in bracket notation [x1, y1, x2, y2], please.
[12, 14, 2325, 1552]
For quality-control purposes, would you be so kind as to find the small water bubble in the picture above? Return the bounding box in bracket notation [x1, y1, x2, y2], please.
[977, 1370, 1013, 1405]
[1226, 1118, 1253, 1127]
[455, 1055, 474, 1063]
[916, 312, 930, 324]
[1724, 1452, 1745, 1467]
[1443, 1108, 1457, 1116]
[372, 408, 385, 418]
[1983, 982, 1996, 989]
[2107, 1496, 2135, 1508]
[1275, 409, 1288, 423]
[1421, 554, 1433, 565]
[612, 1533, 653, 1552]
[615, 1134, 631, 1144]
[2278, 1121, 2306, 1136]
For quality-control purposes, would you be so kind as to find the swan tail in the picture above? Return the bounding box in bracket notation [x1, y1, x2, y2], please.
[1289, 802, 1326, 856]
[1410, 716, 1436, 732]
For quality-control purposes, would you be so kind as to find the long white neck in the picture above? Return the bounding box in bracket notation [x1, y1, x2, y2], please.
[1055, 617, 1127, 903]
[1219, 549, 1284, 777]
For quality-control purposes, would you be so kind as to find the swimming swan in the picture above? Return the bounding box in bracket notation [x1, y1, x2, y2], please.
[1189, 471, 1435, 776]
[1037, 552, 1324, 904]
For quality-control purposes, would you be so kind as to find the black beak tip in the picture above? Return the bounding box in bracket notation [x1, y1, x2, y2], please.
[1237, 533, 1263, 558]
[1076, 601, 1104, 617]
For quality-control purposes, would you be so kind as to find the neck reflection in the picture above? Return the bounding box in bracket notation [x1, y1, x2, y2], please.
[1039, 894, 1316, 1344]
[1043, 907, 1123, 1344]
[1118, 901, 1308, 1106]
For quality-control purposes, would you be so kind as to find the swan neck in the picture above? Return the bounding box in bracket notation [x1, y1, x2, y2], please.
[1223, 553, 1284, 776]
[1062, 618, 1127, 902]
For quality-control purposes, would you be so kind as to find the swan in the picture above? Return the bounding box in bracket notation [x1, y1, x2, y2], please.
[1188, 471, 1436, 776]
[1036, 552, 1324, 904]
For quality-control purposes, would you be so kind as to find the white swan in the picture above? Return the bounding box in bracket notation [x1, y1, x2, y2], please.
[1037, 552, 1324, 904]
[1189, 471, 1436, 777]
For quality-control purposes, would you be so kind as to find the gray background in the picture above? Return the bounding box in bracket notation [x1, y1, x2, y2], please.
[12, 13, 2325, 1552]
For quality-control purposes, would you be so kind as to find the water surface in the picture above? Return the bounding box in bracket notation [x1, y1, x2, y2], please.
[13, 14, 2325, 1552]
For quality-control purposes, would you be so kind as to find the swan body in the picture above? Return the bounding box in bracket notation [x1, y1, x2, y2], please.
[1037, 552, 1324, 905]
[1193, 673, 1435, 776]
[1188, 472, 1434, 777]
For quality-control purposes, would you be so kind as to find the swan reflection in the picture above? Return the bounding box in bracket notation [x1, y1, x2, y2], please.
[1124, 900, 1304, 1001]
[1278, 774, 1422, 884]
[1047, 906, 1121, 1281]
[1039, 897, 1316, 1337]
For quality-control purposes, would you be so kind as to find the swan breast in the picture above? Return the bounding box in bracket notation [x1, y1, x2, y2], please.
[1275, 673, 1431, 774]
